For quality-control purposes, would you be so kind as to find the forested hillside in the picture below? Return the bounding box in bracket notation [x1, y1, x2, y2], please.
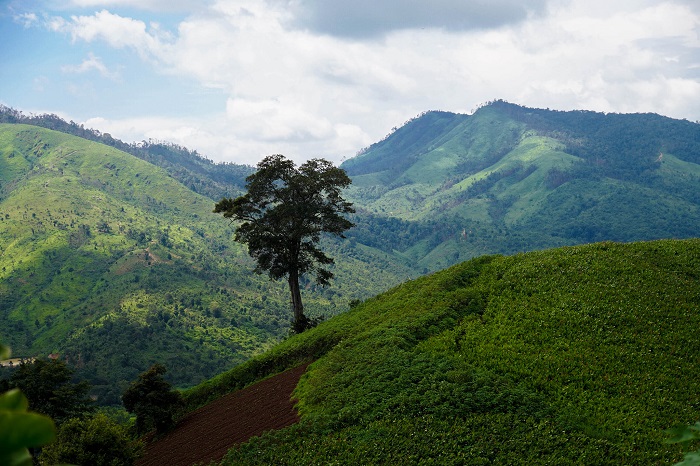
[342, 100, 700, 271]
[0, 124, 411, 403]
[183, 239, 700, 465]
[0, 105, 254, 201]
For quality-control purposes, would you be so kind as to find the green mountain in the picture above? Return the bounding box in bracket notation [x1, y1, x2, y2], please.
[184, 238, 700, 465]
[3, 100, 700, 410]
[0, 124, 411, 404]
[342, 100, 700, 271]
[0, 104, 255, 201]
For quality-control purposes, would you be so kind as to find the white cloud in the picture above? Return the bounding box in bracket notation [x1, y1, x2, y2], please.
[506, 1, 700, 114]
[61, 52, 119, 79]
[225, 97, 334, 142]
[32, 76, 50, 92]
[48, 9, 167, 60]
[13, 12, 38, 28]
[66, 0, 210, 12]
[13, 0, 700, 165]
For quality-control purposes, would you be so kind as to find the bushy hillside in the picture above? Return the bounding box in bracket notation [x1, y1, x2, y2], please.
[342, 101, 700, 272]
[186, 239, 700, 465]
[0, 124, 411, 404]
[3, 100, 700, 418]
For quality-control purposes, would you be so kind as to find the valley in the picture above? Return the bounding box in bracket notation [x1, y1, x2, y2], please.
[1, 102, 699, 460]
[0, 120, 411, 403]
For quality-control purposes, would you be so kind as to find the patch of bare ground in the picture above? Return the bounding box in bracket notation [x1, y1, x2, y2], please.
[137, 363, 310, 466]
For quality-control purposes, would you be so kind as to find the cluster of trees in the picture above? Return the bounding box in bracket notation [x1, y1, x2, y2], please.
[0, 345, 183, 465]
[347, 211, 432, 252]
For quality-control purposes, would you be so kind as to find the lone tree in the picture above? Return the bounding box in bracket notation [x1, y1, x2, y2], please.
[214, 154, 354, 333]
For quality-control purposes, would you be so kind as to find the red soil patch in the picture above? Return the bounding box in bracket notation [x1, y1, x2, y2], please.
[137, 363, 310, 466]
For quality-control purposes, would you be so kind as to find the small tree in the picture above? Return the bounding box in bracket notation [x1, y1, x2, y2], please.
[122, 364, 183, 435]
[40, 412, 143, 466]
[214, 154, 354, 333]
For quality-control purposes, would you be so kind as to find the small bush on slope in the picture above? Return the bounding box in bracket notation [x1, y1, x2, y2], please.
[213, 239, 699, 464]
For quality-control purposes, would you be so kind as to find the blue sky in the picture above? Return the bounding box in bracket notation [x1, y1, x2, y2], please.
[1, 0, 699, 165]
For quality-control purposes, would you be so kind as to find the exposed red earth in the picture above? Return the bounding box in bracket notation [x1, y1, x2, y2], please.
[137, 363, 310, 466]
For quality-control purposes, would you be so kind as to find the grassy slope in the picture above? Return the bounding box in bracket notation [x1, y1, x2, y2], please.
[0, 124, 412, 404]
[0, 124, 282, 400]
[182, 239, 700, 465]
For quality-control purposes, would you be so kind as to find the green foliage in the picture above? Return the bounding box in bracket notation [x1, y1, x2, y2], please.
[40, 412, 143, 466]
[667, 422, 700, 466]
[0, 343, 55, 466]
[0, 389, 56, 466]
[3, 358, 93, 425]
[4, 99, 700, 426]
[122, 363, 183, 435]
[214, 239, 699, 464]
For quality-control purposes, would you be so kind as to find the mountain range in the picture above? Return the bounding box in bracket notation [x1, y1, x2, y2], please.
[1, 101, 699, 404]
[342, 99, 700, 270]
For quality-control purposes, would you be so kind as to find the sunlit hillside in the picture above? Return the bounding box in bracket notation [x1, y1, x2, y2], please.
[182, 239, 700, 465]
[343, 101, 700, 271]
[0, 124, 411, 403]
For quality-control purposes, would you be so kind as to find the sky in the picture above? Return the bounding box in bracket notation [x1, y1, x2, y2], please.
[1, 0, 699, 165]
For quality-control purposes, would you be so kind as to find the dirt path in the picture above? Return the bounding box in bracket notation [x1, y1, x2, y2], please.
[137, 363, 310, 466]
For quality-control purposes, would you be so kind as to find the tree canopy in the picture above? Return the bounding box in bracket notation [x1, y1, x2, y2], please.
[122, 363, 183, 435]
[40, 412, 143, 466]
[214, 154, 354, 333]
[0, 358, 93, 425]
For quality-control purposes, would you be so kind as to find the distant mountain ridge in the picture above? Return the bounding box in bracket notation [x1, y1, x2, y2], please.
[341, 100, 700, 270]
[0, 105, 254, 200]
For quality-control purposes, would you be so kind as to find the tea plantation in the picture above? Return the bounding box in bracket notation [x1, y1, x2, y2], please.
[183, 239, 700, 465]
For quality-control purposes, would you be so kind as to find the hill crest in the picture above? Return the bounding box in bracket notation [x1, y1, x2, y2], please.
[182, 238, 700, 465]
[341, 100, 700, 270]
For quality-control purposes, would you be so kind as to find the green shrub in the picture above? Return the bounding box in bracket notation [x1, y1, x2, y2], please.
[40, 412, 143, 466]
[0, 344, 56, 466]
[122, 364, 183, 435]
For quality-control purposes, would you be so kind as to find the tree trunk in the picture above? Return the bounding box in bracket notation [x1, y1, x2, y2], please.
[288, 268, 307, 333]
